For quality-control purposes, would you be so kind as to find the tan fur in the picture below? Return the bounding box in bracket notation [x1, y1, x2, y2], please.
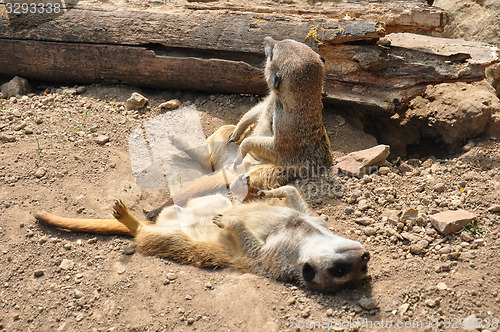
[35, 186, 370, 292]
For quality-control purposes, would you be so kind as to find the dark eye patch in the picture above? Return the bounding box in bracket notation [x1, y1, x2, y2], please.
[271, 73, 282, 90]
[320, 56, 326, 64]
[302, 263, 316, 283]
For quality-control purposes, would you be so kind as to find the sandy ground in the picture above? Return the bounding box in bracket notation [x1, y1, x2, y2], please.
[0, 84, 499, 331]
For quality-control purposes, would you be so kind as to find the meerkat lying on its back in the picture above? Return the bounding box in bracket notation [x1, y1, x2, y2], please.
[35, 185, 369, 292]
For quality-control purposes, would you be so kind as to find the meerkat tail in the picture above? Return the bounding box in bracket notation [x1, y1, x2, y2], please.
[34, 211, 133, 236]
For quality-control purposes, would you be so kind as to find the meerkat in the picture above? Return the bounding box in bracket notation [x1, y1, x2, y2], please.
[35, 185, 370, 292]
[148, 37, 334, 219]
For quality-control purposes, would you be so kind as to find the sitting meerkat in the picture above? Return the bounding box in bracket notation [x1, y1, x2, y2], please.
[148, 37, 334, 220]
[35, 185, 370, 292]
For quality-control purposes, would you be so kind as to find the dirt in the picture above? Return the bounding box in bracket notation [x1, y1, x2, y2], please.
[0, 84, 499, 331]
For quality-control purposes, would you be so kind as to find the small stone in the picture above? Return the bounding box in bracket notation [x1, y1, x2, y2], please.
[424, 299, 437, 308]
[125, 92, 149, 111]
[410, 239, 429, 255]
[460, 232, 475, 242]
[63, 243, 72, 250]
[473, 238, 485, 246]
[430, 210, 477, 235]
[335, 145, 390, 177]
[186, 317, 195, 325]
[378, 166, 390, 175]
[142, 203, 153, 214]
[34, 270, 44, 278]
[355, 217, 373, 226]
[358, 297, 378, 310]
[87, 237, 98, 244]
[345, 207, 354, 214]
[117, 268, 126, 274]
[59, 259, 74, 270]
[463, 314, 480, 330]
[0, 134, 16, 142]
[35, 167, 47, 178]
[487, 205, 500, 212]
[75, 86, 87, 94]
[399, 303, 410, 315]
[326, 308, 334, 317]
[73, 289, 84, 299]
[462, 141, 475, 152]
[159, 99, 181, 110]
[358, 199, 369, 211]
[95, 135, 109, 145]
[204, 282, 213, 291]
[363, 227, 377, 236]
[184, 294, 193, 300]
[166, 272, 177, 281]
[436, 282, 448, 290]
[433, 183, 446, 193]
[0, 76, 32, 97]
[123, 246, 136, 255]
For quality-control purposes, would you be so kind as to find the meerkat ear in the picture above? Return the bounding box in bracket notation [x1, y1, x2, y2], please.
[264, 36, 276, 60]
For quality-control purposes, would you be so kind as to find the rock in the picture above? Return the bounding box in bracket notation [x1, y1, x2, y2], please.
[463, 141, 475, 152]
[125, 92, 149, 111]
[424, 299, 437, 308]
[335, 145, 390, 177]
[0, 134, 16, 142]
[34, 270, 44, 278]
[487, 205, 500, 212]
[35, 167, 47, 178]
[398, 303, 410, 315]
[59, 259, 74, 270]
[433, 183, 446, 193]
[410, 239, 429, 255]
[358, 297, 378, 310]
[63, 243, 72, 250]
[436, 282, 448, 290]
[460, 232, 475, 242]
[363, 227, 377, 236]
[401, 208, 418, 222]
[159, 99, 181, 110]
[430, 210, 477, 235]
[462, 314, 481, 330]
[75, 86, 87, 94]
[142, 203, 153, 214]
[0, 76, 32, 97]
[123, 246, 136, 255]
[355, 217, 373, 226]
[378, 166, 390, 175]
[0, 91, 6, 99]
[73, 289, 84, 299]
[357, 199, 369, 211]
[487, 111, 500, 137]
[95, 135, 110, 145]
[326, 308, 334, 317]
[166, 272, 177, 281]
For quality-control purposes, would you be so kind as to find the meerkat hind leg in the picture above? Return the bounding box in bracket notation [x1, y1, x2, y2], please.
[113, 200, 145, 236]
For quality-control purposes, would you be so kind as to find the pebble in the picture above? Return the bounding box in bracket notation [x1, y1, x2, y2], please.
[95, 135, 110, 145]
[59, 259, 74, 270]
[123, 246, 136, 255]
[117, 268, 126, 274]
[433, 183, 446, 193]
[166, 272, 177, 281]
[358, 199, 369, 210]
[35, 167, 47, 178]
[436, 282, 448, 290]
[76, 86, 87, 94]
[87, 237, 98, 244]
[159, 99, 181, 110]
[73, 289, 84, 299]
[378, 166, 390, 175]
[410, 239, 429, 255]
[34, 270, 44, 278]
[424, 299, 437, 308]
[430, 209, 476, 235]
[0, 134, 16, 142]
[399, 303, 410, 315]
[358, 297, 378, 310]
[487, 205, 500, 212]
[363, 227, 377, 236]
[463, 141, 475, 151]
[355, 217, 373, 226]
[460, 232, 475, 242]
[63, 243, 72, 250]
[125, 92, 149, 111]
[326, 308, 334, 317]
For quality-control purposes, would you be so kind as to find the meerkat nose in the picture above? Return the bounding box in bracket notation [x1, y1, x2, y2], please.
[361, 251, 370, 262]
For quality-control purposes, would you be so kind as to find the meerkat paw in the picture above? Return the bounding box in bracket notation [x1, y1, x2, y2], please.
[112, 200, 128, 219]
[212, 214, 224, 228]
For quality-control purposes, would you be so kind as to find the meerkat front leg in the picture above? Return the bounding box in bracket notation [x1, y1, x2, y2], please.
[234, 136, 277, 167]
[228, 102, 265, 143]
[258, 186, 310, 214]
[213, 215, 262, 259]
[113, 200, 145, 236]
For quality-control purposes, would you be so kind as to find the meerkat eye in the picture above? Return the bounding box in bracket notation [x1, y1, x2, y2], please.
[327, 263, 352, 278]
[271, 73, 282, 90]
[302, 263, 316, 283]
[319, 56, 326, 64]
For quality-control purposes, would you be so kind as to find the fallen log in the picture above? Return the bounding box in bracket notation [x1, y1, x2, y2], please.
[0, 1, 497, 111]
